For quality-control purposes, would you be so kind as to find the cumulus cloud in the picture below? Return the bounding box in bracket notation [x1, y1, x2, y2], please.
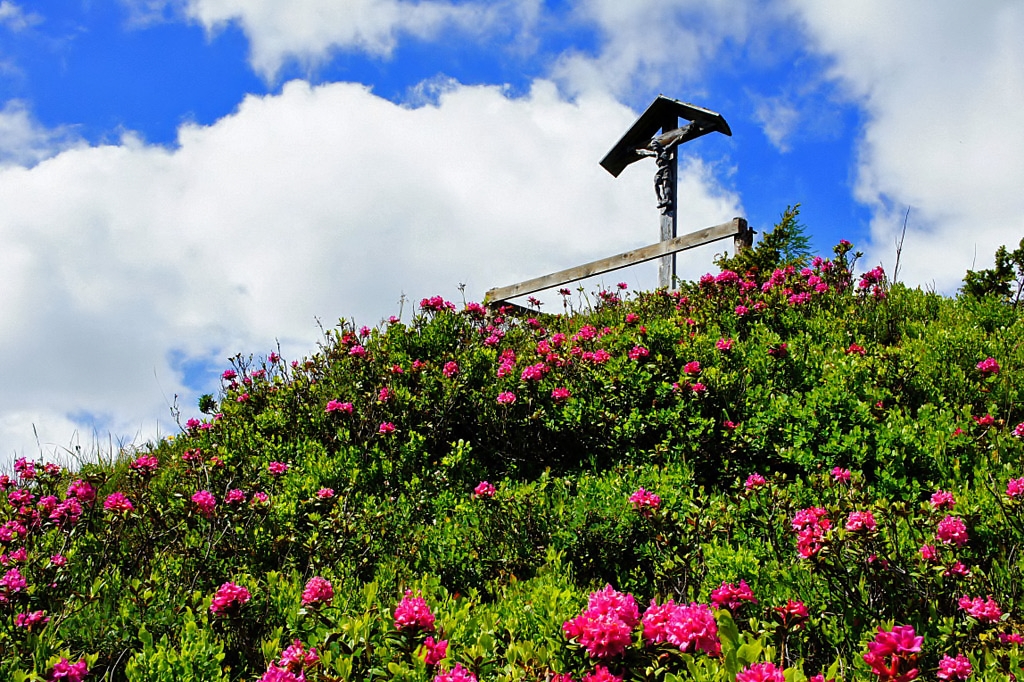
[751, 93, 800, 152]
[0, 79, 740, 464]
[160, 0, 529, 79]
[789, 0, 1024, 290]
[0, 100, 80, 167]
[0, 1, 42, 32]
[550, 0, 759, 98]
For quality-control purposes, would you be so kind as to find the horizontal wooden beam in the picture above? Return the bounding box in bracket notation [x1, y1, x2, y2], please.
[485, 217, 746, 304]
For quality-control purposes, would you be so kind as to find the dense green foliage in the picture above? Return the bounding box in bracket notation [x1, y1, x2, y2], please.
[2, 235, 1024, 682]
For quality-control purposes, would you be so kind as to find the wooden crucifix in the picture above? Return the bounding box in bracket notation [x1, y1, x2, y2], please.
[600, 96, 732, 289]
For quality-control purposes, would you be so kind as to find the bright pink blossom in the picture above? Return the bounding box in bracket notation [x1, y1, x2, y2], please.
[316, 488, 334, 499]
[129, 455, 159, 474]
[582, 666, 623, 682]
[958, 595, 1002, 622]
[710, 580, 757, 611]
[683, 360, 701, 375]
[433, 663, 478, 682]
[736, 662, 785, 682]
[473, 481, 496, 499]
[919, 545, 939, 562]
[49, 658, 89, 682]
[1014, 422, 1024, 438]
[846, 511, 877, 533]
[773, 600, 809, 629]
[497, 391, 516, 405]
[831, 467, 851, 483]
[67, 479, 96, 504]
[226, 489, 246, 504]
[551, 387, 571, 402]
[267, 461, 289, 476]
[103, 492, 134, 514]
[629, 488, 660, 516]
[931, 490, 955, 509]
[394, 590, 435, 632]
[628, 346, 650, 361]
[301, 577, 334, 607]
[1007, 478, 1024, 499]
[716, 338, 733, 351]
[210, 582, 251, 614]
[937, 516, 968, 546]
[191, 490, 216, 518]
[976, 357, 1000, 376]
[745, 473, 767, 490]
[422, 636, 448, 666]
[442, 361, 459, 378]
[325, 399, 354, 414]
[862, 624, 922, 682]
[278, 639, 319, 674]
[937, 653, 973, 681]
[378, 422, 396, 434]
[15, 610, 49, 630]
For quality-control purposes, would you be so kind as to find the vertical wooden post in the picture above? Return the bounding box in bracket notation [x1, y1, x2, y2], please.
[658, 114, 679, 290]
[733, 217, 753, 253]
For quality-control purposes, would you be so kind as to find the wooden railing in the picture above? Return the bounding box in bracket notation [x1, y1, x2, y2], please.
[484, 217, 751, 305]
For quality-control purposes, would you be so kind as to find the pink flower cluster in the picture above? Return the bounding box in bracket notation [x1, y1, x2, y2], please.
[831, 467, 851, 483]
[551, 387, 571, 402]
[301, 576, 333, 607]
[930, 490, 955, 509]
[792, 507, 831, 558]
[640, 599, 721, 657]
[628, 346, 649, 361]
[1007, 478, 1024, 499]
[710, 580, 757, 611]
[49, 658, 89, 682]
[936, 654, 972, 681]
[736, 662, 785, 682]
[976, 357, 1000, 376]
[268, 461, 289, 476]
[497, 391, 516, 405]
[259, 640, 319, 682]
[0, 567, 27, 602]
[394, 590, 436, 632]
[936, 516, 968, 546]
[325, 399, 354, 414]
[210, 581, 251, 614]
[420, 296, 455, 312]
[442, 361, 459, 378]
[845, 511, 877, 533]
[473, 481, 496, 499]
[192, 490, 216, 518]
[563, 585, 639, 658]
[129, 454, 159, 474]
[422, 636, 448, 666]
[628, 488, 660, 516]
[958, 595, 1002, 622]
[745, 473, 767, 490]
[433, 663, 477, 682]
[862, 624, 922, 682]
[773, 600, 809, 629]
[103, 492, 134, 514]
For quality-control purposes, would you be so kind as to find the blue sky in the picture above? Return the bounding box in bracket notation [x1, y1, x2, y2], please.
[1, 0, 1021, 463]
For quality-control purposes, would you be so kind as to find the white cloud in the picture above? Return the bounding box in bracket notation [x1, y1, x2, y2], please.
[0, 100, 79, 167]
[551, 0, 758, 98]
[166, 0, 527, 79]
[0, 1, 42, 32]
[0, 79, 740, 465]
[751, 94, 800, 152]
[788, 0, 1024, 290]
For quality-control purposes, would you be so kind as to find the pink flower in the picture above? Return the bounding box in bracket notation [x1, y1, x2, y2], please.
[831, 467, 852, 483]
[497, 391, 516, 405]
[735, 305, 749, 316]
[582, 666, 623, 682]
[863, 624, 922, 682]
[221, 369, 237, 381]
[745, 473, 767, 490]
[847, 343, 866, 355]
[1014, 422, 1024, 438]
[931, 490, 955, 509]
[1007, 478, 1024, 499]
[129, 455, 159, 474]
[15, 610, 49, 630]
[710, 580, 757, 611]
[394, 590, 436, 632]
[48, 658, 89, 682]
[301, 576, 334, 607]
[325, 399, 354, 414]
[716, 338, 733, 351]
[250, 491, 270, 507]
[736, 662, 785, 682]
[67, 479, 96, 504]
[683, 360, 701, 375]
[972, 414, 994, 427]
[277, 639, 319, 674]
[210, 582, 251, 614]
[442, 361, 459, 378]
[433, 663, 478, 682]
[191, 490, 216, 518]
[379, 422, 396, 434]
[0, 567, 27, 600]
[628, 345, 650, 361]
[316, 488, 335, 499]
[267, 461, 289, 476]
[563, 586, 639, 659]
[773, 600, 809, 629]
[958, 595, 1002, 622]
[551, 387, 571, 402]
[225, 489, 246, 504]
[937, 516, 968, 546]
[103, 492, 134, 514]
[937, 653, 973, 680]
[348, 345, 367, 358]
[945, 562, 970, 578]
[1000, 633, 1024, 645]
[767, 343, 788, 358]
[845, 511, 877, 533]
[473, 481, 496, 499]
[919, 545, 939, 562]
[691, 382, 707, 394]
[50, 554, 67, 567]
[976, 357, 1000, 376]
[422, 636, 448, 666]
[629, 488, 661, 516]
[521, 362, 548, 380]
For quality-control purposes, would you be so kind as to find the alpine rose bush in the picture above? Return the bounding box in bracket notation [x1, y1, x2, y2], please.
[394, 590, 435, 632]
[210, 582, 251, 614]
